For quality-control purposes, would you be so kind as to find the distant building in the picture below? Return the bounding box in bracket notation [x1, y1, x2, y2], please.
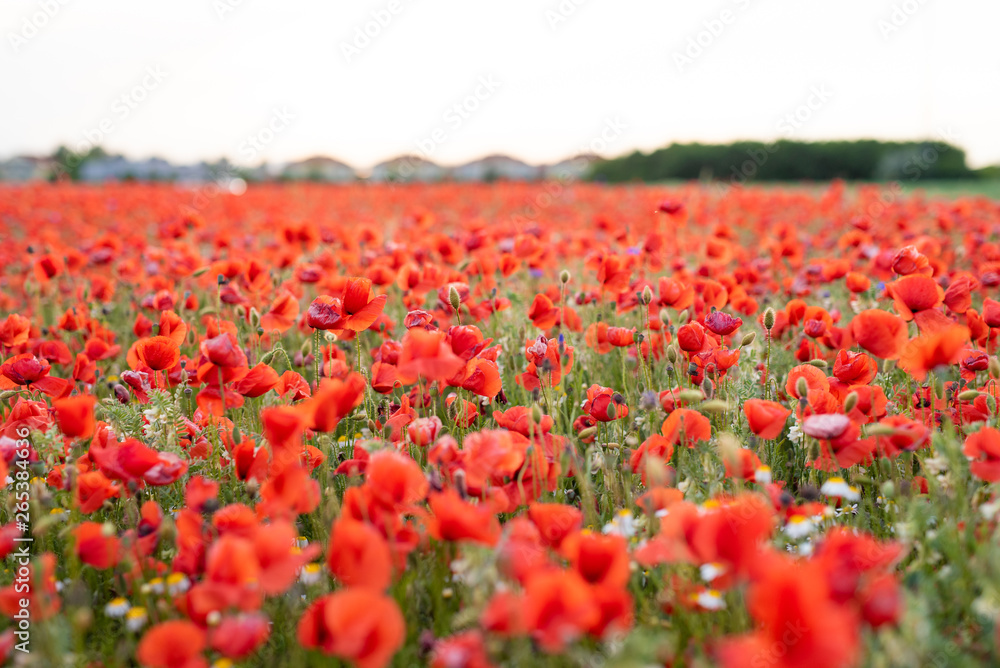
[543, 154, 599, 181]
[79, 157, 214, 182]
[0, 156, 55, 181]
[450, 154, 542, 182]
[369, 155, 446, 182]
[282, 156, 356, 182]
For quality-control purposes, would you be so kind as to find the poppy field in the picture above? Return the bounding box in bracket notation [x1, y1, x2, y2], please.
[3, 180, 1000, 667]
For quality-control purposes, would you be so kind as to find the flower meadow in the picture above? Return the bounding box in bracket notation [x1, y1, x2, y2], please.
[2, 181, 1000, 667]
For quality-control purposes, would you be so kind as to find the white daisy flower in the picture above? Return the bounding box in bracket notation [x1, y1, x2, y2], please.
[693, 588, 726, 611]
[166, 573, 190, 596]
[603, 509, 638, 538]
[783, 515, 815, 539]
[125, 607, 148, 631]
[820, 477, 860, 502]
[105, 597, 130, 618]
[299, 563, 322, 585]
[699, 562, 727, 583]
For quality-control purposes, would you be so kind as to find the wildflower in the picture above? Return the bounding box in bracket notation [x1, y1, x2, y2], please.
[783, 515, 816, 539]
[105, 597, 131, 618]
[125, 607, 148, 632]
[602, 510, 638, 539]
[820, 477, 861, 502]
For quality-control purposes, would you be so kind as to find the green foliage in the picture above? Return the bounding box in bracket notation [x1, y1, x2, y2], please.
[588, 139, 976, 184]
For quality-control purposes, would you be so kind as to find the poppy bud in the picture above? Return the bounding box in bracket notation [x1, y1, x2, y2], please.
[700, 399, 729, 415]
[880, 481, 895, 499]
[531, 403, 544, 424]
[795, 377, 808, 398]
[641, 285, 654, 305]
[879, 458, 894, 477]
[560, 269, 571, 284]
[806, 358, 827, 368]
[578, 426, 598, 440]
[988, 395, 998, 414]
[606, 402, 618, 420]
[932, 376, 945, 400]
[763, 307, 776, 331]
[740, 332, 757, 347]
[958, 390, 980, 401]
[659, 308, 671, 326]
[678, 389, 704, 403]
[667, 346, 678, 363]
[73, 608, 93, 633]
[448, 285, 462, 313]
[231, 425, 242, 444]
[676, 310, 690, 326]
[701, 377, 713, 398]
[249, 307, 261, 329]
[866, 423, 897, 437]
[844, 391, 859, 414]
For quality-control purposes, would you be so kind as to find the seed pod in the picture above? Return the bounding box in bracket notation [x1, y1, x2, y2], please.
[700, 399, 729, 415]
[762, 307, 776, 331]
[866, 423, 897, 437]
[843, 391, 859, 414]
[678, 389, 704, 403]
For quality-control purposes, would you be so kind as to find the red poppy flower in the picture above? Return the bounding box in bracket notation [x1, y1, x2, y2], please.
[297, 590, 405, 668]
[135, 336, 181, 371]
[743, 399, 791, 440]
[52, 394, 97, 439]
[136, 620, 207, 668]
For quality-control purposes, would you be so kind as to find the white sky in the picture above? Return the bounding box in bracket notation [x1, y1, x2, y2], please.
[3, 0, 999, 169]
